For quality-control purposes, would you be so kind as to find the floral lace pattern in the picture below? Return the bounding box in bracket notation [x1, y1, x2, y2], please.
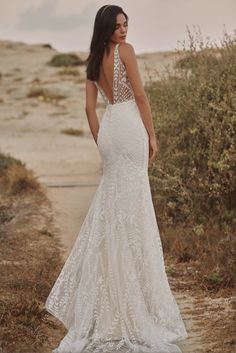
[44, 42, 188, 353]
[95, 43, 135, 105]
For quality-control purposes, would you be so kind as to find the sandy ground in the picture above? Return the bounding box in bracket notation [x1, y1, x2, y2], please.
[0, 39, 231, 353]
[0, 39, 178, 254]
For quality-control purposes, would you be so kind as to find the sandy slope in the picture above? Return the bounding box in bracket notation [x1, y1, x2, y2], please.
[0, 39, 209, 352]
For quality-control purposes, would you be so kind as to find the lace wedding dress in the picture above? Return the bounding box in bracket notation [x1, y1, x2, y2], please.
[44, 42, 188, 353]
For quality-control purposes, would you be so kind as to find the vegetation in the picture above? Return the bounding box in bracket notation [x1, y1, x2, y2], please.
[147, 27, 236, 292]
[48, 53, 85, 67]
[0, 152, 44, 196]
[41, 43, 54, 50]
[57, 67, 80, 76]
[0, 152, 64, 352]
[27, 86, 67, 103]
[61, 128, 84, 136]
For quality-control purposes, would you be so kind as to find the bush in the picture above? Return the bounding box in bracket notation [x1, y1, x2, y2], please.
[57, 67, 80, 76]
[61, 128, 84, 136]
[27, 87, 66, 102]
[48, 53, 85, 67]
[0, 152, 23, 173]
[0, 152, 43, 196]
[147, 27, 236, 290]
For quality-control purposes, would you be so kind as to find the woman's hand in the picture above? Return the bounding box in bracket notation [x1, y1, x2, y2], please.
[148, 135, 158, 167]
[95, 129, 99, 146]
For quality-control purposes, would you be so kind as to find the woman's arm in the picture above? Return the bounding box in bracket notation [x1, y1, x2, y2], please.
[85, 79, 99, 144]
[119, 42, 156, 139]
[119, 43, 158, 164]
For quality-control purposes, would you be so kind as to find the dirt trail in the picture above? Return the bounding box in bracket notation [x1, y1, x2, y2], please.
[0, 39, 210, 352]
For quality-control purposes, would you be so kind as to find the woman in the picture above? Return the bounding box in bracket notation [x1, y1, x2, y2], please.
[44, 4, 188, 353]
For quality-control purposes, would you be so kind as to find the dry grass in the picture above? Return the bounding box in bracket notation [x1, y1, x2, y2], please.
[0, 152, 44, 197]
[0, 152, 65, 352]
[27, 86, 67, 103]
[168, 259, 236, 353]
[158, 220, 236, 292]
[57, 67, 80, 76]
[61, 128, 84, 136]
[4, 164, 44, 196]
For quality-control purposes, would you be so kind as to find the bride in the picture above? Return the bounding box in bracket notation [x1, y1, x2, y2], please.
[44, 4, 188, 353]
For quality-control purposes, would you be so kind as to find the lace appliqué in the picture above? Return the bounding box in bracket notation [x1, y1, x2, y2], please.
[95, 43, 135, 105]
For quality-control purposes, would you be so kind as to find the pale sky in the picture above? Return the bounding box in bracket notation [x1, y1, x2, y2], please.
[0, 0, 235, 54]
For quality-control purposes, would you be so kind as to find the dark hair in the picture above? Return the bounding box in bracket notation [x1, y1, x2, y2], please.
[85, 5, 128, 81]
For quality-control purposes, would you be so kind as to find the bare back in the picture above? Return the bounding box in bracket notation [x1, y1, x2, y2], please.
[95, 43, 135, 105]
[96, 45, 116, 104]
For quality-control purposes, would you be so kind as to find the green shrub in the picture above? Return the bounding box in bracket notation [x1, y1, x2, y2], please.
[147, 27, 236, 290]
[48, 53, 85, 67]
[148, 28, 236, 226]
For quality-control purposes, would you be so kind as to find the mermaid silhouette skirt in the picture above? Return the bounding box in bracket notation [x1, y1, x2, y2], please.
[44, 99, 188, 353]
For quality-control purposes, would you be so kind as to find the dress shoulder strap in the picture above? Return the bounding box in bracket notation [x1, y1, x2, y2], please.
[113, 43, 120, 103]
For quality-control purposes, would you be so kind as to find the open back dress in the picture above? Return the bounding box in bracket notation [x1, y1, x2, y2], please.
[44, 42, 188, 353]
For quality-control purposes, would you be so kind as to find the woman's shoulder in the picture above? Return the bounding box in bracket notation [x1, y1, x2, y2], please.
[119, 41, 135, 52]
[118, 42, 136, 62]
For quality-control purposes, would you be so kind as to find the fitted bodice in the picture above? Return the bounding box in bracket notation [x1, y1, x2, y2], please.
[94, 43, 135, 105]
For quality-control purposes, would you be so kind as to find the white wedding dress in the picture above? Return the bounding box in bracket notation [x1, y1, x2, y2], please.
[44, 42, 188, 353]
